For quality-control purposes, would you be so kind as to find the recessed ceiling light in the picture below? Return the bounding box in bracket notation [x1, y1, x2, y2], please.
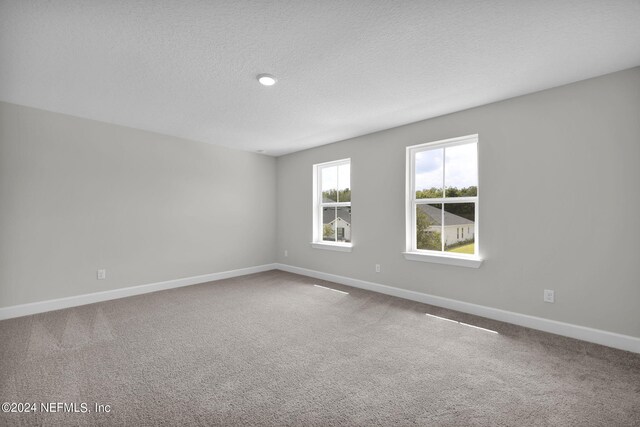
[257, 74, 277, 86]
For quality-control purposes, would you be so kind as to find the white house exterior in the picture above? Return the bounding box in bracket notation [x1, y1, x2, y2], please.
[439, 223, 474, 246]
[323, 207, 351, 242]
[418, 204, 474, 246]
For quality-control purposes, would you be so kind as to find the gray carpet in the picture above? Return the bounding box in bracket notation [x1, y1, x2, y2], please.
[1, 270, 639, 426]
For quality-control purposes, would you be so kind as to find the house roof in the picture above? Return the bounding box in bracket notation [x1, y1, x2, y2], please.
[417, 204, 473, 226]
[323, 207, 351, 225]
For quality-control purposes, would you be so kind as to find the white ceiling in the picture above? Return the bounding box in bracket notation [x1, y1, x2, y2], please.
[1, 1, 639, 156]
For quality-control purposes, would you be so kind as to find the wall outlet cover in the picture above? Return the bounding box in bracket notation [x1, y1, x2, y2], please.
[544, 289, 555, 303]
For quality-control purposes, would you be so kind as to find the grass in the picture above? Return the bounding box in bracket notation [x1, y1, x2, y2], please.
[448, 243, 474, 254]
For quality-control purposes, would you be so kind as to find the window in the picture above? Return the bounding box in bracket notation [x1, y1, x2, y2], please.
[404, 135, 481, 268]
[312, 159, 352, 252]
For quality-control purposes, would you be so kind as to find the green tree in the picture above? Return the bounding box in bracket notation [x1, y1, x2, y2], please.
[322, 188, 351, 202]
[416, 208, 441, 250]
[416, 186, 477, 199]
[416, 187, 443, 198]
[323, 224, 334, 239]
[444, 186, 477, 197]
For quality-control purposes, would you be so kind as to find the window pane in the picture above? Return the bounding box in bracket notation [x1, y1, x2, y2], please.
[322, 207, 336, 241]
[337, 163, 351, 202]
[444, 143, 477, 197]
[415, 148, 444, 198]
[416, 204, 442, 251]
[321, 166, 338, 202]
[443, 203, 475, 254]
[335, 206, 351, 243]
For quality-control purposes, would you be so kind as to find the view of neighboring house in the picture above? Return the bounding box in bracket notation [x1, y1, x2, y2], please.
[323, 207, 351, 242]
[418, 204, 474, 246]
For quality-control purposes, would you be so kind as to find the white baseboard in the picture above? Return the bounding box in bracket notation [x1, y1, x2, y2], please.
[0, 264, 278, 321]
[275, 263, 640, 354]
[3, 262, 638, 354]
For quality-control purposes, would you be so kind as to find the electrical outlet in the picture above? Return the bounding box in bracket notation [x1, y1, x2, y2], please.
[284, 250, 288, 257]
[97, 269, 106, 280]
[375, 264, 381, 273]
[543, 289, 554, 303]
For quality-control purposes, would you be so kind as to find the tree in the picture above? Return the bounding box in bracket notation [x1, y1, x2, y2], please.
[415, 187, 443, 198]
[415, 186, 477, 199]
[339, 188, 351, 202]
[323, 224, 334, 239]
[322, 188, 351, 202]
[416, 208, 441, 250]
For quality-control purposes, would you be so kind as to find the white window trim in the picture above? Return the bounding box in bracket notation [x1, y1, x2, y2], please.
[402, 251, 482, 268]
[311, 242, 353, 252]
[312, 158, 353, 252]
[404, 134, 482, 268]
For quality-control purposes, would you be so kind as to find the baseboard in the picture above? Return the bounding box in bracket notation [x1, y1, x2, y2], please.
[4, 262, 638, 353]
[0, 263, 278, 321]
[275, 263, 640, 354]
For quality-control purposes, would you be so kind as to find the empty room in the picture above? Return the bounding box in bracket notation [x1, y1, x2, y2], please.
[1, 1, 639, 425]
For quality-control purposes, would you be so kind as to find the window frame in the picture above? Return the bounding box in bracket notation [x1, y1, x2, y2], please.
[404, 135, 482, 268]
[311, 158, 353, 252]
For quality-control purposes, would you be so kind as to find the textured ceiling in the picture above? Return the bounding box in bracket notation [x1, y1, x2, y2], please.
[1, 1, 639, 156]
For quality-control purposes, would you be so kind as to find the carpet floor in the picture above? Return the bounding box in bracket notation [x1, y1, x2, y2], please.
[1, 270, 639, 426]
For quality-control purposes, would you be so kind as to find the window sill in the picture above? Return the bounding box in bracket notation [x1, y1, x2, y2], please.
[402, 251, 483, 268]
[311, 242, 353, 252]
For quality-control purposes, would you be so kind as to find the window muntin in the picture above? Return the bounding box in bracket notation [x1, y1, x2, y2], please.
[408, 135, 478, 257]
[314, 159, 351, 245]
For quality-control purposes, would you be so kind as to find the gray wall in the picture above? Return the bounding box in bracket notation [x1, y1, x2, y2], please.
[276, 67, 640, 338]
[2, 69, 638, 339]
[0, 102, 276, 307]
